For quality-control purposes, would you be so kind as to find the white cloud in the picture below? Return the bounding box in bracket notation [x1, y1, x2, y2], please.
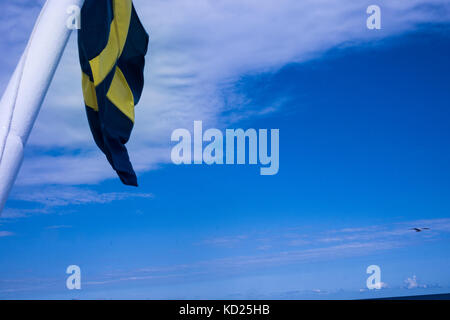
[0, 186, 153, 219]
[1, 0, 450, 185]
[401, 219, 450, 232]
[10, 186, 153, 207]
[202, 235, 248, 248]
[80, 216, 449, 288]
[0, 231, 14, 237]
[45, 225, 72, 229]
[0, 208, 47, 219]
[200, 218, 450, 252]
[404, 275, 425, 289]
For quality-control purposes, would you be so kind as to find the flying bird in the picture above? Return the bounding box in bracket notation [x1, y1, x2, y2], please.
[410, 228, 430, 232]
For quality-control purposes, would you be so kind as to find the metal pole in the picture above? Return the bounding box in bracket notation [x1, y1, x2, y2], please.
[0, 0, 85, 212]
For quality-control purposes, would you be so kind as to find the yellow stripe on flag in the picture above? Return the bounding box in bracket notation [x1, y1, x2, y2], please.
[89, 0, 132, 86]
[107, 67, 135, 122]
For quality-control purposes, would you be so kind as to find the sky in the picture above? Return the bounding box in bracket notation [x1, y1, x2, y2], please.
[1, 0, 450, 299]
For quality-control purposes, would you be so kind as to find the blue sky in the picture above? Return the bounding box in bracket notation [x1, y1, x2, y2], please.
[1, 0, 450, 299]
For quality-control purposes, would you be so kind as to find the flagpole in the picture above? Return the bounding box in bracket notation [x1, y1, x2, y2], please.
[0, 0, 85, 213]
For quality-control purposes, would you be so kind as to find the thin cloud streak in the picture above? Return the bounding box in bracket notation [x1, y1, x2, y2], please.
[0, 231, 14, 237]
[68, 218, 450, 287]
[11, 186, 154, 207]
[1, 217, 449, 296]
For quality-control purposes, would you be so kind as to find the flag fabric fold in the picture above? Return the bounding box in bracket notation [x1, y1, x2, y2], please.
[0, 0, 86, 213]
[78, 0, 149, 186]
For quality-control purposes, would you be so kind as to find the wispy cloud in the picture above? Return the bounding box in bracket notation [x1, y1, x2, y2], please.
[10, 186, 153, 207]
[202, 235, 248, 248]
[41, 218, 443, 290]
[1, 218, 448, 297]
[404, 275, 429, 289]
[201, 218, 450, 252]
[71, 240, 398, 289]
[0, 231, 14, 237]
[77, 218, 450, 286]
[1, 186, 154, 219]
[0, 0, 45, 92]
[1, 0, 448, 186]
[45, 225, 72, 230]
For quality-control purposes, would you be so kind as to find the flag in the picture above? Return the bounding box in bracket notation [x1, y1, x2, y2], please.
[78, 0, 149, 186]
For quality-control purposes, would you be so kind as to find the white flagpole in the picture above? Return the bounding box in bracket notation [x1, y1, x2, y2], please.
[0, 0, 85, 213]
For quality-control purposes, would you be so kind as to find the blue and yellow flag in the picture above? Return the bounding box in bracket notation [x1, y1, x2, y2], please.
[78, 0, 149, 186]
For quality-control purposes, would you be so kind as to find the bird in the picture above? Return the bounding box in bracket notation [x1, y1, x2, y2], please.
[410, 228, 430, 232]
